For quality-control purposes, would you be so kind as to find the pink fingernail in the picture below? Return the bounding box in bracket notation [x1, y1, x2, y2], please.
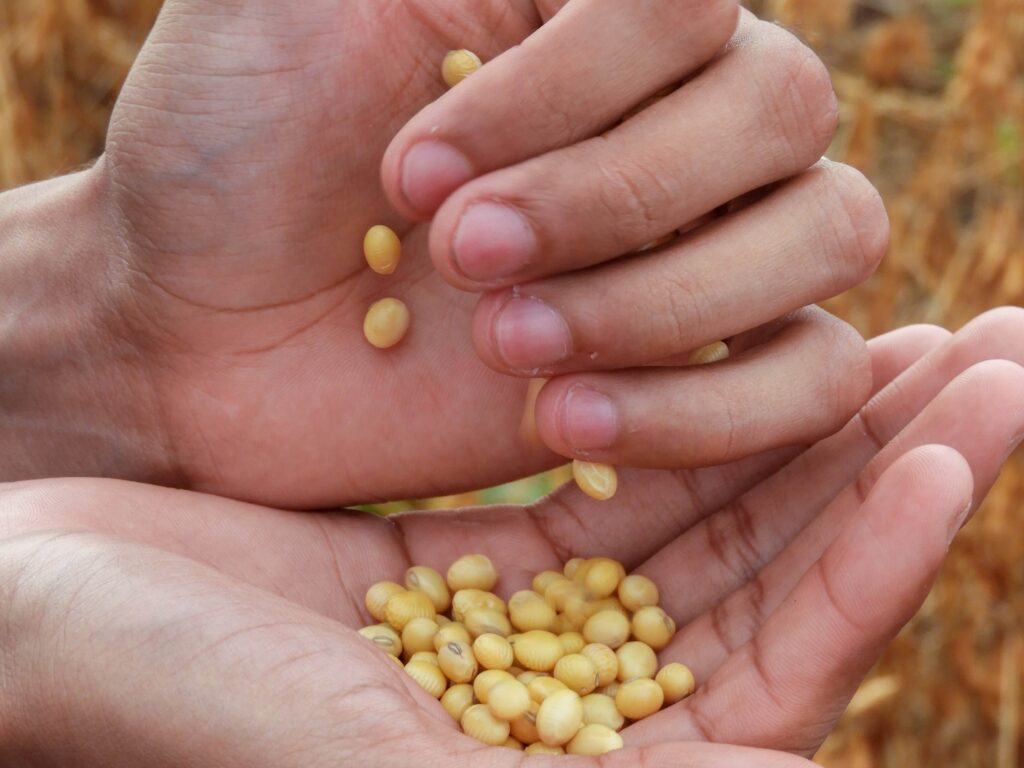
[401, 141, 474, 213]
[453, 202, 536, 281]
[495, 297, 572, 371]
[560, 386, 619, 451]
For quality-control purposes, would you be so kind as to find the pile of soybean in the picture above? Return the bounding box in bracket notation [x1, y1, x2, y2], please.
[360, 554, 695, 756]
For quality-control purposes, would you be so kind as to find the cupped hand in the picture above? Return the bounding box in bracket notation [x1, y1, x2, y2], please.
[3, 309, 1022, 766]
[80, 0, 881, 507]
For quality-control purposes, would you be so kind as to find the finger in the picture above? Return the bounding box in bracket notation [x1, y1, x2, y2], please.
[468, 164, 885, 374]
[430, 20, 845, 290]
[659, 358, 1024, 683]
[629, 445, 974, 755]
[866, 324, 953, 387]
[637, 308, 1024, 625]
[530, 307, 870, 466]
[382, 0, 740, 217]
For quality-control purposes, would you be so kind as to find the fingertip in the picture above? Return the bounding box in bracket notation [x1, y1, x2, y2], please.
[381, 136, 475, 220]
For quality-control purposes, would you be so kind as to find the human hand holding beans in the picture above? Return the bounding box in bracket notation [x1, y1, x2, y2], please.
[0, 0, 884, 507]
[384, 4, 889, 468]
[3, 311, 1022, 766]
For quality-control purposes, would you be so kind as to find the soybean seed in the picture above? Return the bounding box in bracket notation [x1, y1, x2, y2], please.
[509, 590, 556, 632]
[553, 653, 599, 696]
[580, 693, 625, 732]
[618, 574, 659, 612]
[461, 704, 510, 746]
[514, 630, 565, 672]
[487, 678, 531, 721]
[614, 677, 664, 720]
[656, 662, 696, 705]
[563, 558, 585, 578]
[363, 225, 402, 275]
[441, 684, 475, 721]
[407, 651, 439, 666]
[464, 607, 512, 639]
[503, 737, 525, 750]
[405, 659, 447, 698]
[566, 723, 624, 756]
[582, 558, 625, 599]
[442, 49, 483, 87]
[452, 589, 506, 622]
[438, 640, 479, 684]
[363, 298, 410, 349]
[616, 641, 658, 682]
[473, 633, 514, 670]
[631, 606, 676, 651]
[582, 609, 631, 649]
[536, 689, 583, 747]
[688, 341, 730, 366]
[558, 631, 585, 655]
[401, 616, 440, 655]
[358, 624, 403, 657]
[384, 590, 435, 630]
[572, 460, 619, 501]
[365, 581, 405, 623]
[447, 554, 498, 592]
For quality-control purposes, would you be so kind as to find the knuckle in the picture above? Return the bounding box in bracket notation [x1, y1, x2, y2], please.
[655, 266, 713, 352]
[755, 24, 839, 166]
[814, 163, 890, 286]
[596, 156, 673, 244]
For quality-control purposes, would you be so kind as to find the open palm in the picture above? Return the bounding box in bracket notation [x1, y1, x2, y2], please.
[3, 311, 1022, 766]
[97, 0, 569, 509]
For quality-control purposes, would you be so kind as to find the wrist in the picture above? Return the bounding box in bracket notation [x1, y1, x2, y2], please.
[0, 163, 179, 484]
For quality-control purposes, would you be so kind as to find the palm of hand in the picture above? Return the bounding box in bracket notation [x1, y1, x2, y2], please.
[99, 0, 552, 507]
[11, 315, 1019, 767]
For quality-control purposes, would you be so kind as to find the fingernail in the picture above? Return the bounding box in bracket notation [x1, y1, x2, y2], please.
[560, 385, 619, 451]
[453, 202, 536, 281]
[495, 297, 572, 371]
[401, 141, 474, 213]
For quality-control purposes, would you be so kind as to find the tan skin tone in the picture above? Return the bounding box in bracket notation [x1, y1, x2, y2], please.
[3, 312, 1023, 766]
[0, 0, 880, 508]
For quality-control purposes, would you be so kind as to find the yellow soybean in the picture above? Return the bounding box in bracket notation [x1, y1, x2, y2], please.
[363, 225, 401, 275]
[573, 460, 619, 501]
[363, 298, 410, 349]
[442, 49, 483, 87]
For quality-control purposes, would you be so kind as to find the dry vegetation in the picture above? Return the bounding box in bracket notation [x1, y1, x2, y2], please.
[0, 0, 1021, 765]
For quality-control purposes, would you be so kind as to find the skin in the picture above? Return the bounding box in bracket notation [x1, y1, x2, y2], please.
[2, 311, 1023, 766]
[0, 0, 885, 507]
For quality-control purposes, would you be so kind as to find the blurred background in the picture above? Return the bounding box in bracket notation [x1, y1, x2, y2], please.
[0, 0, 1021, 765]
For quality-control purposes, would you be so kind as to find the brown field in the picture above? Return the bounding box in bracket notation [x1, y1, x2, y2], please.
[1, 1, 1021, 765]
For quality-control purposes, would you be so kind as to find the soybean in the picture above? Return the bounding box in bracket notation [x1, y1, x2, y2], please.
[363, 298, 411, 349]
[573, 460, 619, 501]
[536, 689, 583, 747]
[656, 662, 696, 705]
[462, 704, 510, 746]
[363, 225, 401, 275]
[447, 554, 498, 592]
[566, 724, 624, 756]
[442, 49, 483, 87]
[615, 677, 664, 720]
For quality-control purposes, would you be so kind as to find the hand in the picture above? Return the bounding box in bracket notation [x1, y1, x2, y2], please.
[0, 0, 881, 506]
[383, 5, 888, 468]
[3, 309, 1021, 766]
